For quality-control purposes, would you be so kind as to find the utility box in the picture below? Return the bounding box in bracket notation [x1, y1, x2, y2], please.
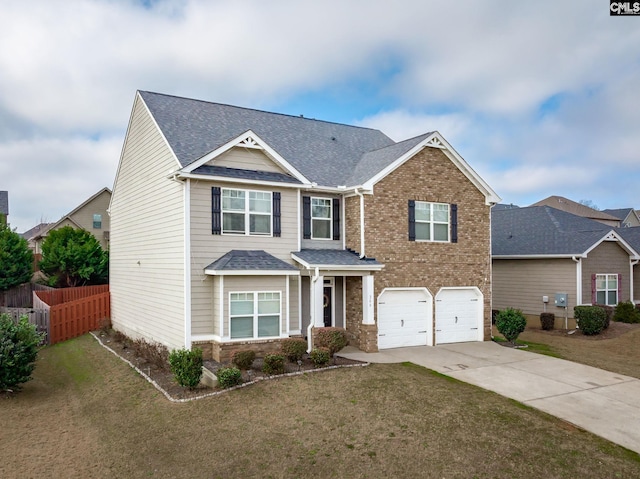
[555, 293, 568, 307]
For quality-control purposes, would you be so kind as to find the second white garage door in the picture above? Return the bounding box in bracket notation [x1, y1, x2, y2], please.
[435, 287, 483, 344]
[377, 288, 432, 349]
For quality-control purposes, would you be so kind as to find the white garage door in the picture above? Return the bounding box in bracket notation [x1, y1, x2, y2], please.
[377, 289, 432, 349]
[435, 288, 483, 344]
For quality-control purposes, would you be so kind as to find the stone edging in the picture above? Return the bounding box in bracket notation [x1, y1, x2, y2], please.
[90, 332, 370, 403]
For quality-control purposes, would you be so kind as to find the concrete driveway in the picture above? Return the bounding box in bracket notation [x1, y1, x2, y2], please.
[338, 341, 640, 455]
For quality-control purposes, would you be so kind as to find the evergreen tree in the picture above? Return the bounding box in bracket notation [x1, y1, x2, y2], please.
[0, 221, 33, 291]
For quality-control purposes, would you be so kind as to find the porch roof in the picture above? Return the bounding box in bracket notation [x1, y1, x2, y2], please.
[204, 250, 300, 276]
[291, 249, 384, 271]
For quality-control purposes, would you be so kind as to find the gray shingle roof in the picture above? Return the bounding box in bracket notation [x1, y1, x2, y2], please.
[602, 208, 633, 220]
[0, 191, 8, 216]
[492, 206, 611, 256]
[292, 249, 382, 268]
[204, 250, 298, 272]
[191, 165, 303, 184]
[617, 226, 640, 254]
[139, 91, 397, 187]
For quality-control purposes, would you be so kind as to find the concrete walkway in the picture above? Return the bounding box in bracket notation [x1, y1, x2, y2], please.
[338, 341, 640, 454]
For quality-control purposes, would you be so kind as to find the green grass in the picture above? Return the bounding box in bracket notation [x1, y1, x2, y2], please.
[492, 335, 564, 358]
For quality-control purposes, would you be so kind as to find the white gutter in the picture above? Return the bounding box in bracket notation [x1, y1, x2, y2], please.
[307, 267, 320, 353]
[355, 188, 366, 258]
[572, 256, 582, 306]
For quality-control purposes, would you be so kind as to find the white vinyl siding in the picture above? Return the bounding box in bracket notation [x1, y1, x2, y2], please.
[109, 95, 186, 350]
[210, 146, 289, 174]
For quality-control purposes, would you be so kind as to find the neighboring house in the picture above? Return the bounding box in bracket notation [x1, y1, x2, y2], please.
[531, 196, 621, 227]
[603, 208, 640, 228]
[492, 205, 640, 328]
[109, 91, 500, 361]
[0, 191, 8, 224]
[28, 188, 111, 253]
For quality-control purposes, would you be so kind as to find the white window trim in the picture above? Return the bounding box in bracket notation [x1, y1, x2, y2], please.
[229, 291, 281, 340]
[595, 273, 618, 306]
[310, 196, 332, 240]
[415, 201, 450, 243]
[221, 188, 272, 236]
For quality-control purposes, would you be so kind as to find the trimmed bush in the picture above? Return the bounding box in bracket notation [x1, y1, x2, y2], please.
[168, 348, 203, 389]
[613, 301, 640, 324]
[315, 327, 348, 356]
[262, 353, 285, 375]
[310, 347, 330, 367]
[231, 350, 256, 370]
[216, 366, 242, 388]
[281, 338, 307, 362]
[540, 313, 555, 331]
[0, 314, 45, 391]
[594, 304, 613, 329]
[495, 308, 527, 343]
[574, 306, 606, 335]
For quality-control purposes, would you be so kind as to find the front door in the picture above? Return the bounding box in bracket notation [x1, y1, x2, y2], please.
[323, 286, 332, 327]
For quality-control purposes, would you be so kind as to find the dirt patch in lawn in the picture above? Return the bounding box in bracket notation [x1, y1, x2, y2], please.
[93, 328, 365, 401]
[496, 321, 640, 379]
[2, 335, 639, 479]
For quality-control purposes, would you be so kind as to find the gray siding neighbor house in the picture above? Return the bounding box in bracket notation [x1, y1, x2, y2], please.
[110, 91, 500, 361]
[0, 191, 8, 224]
[492, 205, 640, 328]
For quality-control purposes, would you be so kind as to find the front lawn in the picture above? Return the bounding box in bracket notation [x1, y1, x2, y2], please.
[1, 335, 639, 478]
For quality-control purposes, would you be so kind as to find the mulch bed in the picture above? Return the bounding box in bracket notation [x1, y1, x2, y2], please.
[527, 320, 640, 340]
[92, 329, 366, 401]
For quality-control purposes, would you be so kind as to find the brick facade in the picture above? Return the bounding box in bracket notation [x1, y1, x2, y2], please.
[345, 147, 493, 349]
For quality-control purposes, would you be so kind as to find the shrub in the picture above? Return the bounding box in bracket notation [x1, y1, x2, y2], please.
[540, 313, 555, 331]
[315, 327, 348, 356]
[613, 301, 640, 324]
[132, 337, 169, 371]
[281, 338, 307, 362]
[231, 350, 256, 370]
[310, 347, 330, 367]
[495, 308, 527, 343]
[574, 306, 607, 335]
[0, 314, 45, 391]
[594, 304, 614, 329]
[262, 353, 285, 375]
[216, 366, 242, 388]
[168, 348, 203, 389]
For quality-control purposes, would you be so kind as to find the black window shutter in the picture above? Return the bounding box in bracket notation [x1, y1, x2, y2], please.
[303, 196, 311, 239]
[332, 198, 340, 241]
[273, 192, 281, 237]
[408, 200, 416, 241]
[451, 203, 458, 243]
[211, 187, 221, 235]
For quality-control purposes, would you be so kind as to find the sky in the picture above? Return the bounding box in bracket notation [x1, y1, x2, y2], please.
[1, 0, 639, 233]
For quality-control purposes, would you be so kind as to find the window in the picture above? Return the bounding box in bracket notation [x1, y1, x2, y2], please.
[229, 292, 281, 339]
[93, 214, 102, 229]
[595, 274, 618, 305]
[222, 188, 271, 235]
[311, 197, 332, 239]
[414, 202, 449, 242]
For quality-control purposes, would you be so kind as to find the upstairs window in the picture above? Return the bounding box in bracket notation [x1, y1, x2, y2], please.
[221, 188, 272, 236]
[414, 201, 450, 242]
[93, 214, 102, 229]
[311, 197, 332, 239]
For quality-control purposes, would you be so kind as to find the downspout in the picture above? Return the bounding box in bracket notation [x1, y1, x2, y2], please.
[571, 256, 581, 330]
[355, 188, 365, 258]
[307, 267, 320, 353]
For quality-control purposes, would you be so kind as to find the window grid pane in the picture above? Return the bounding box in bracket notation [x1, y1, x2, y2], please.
[414, 201, 449, 242]
[222, 189, 272, 236]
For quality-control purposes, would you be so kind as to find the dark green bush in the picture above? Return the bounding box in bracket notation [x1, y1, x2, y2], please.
[315, 327, 348, 355]
[495, 308, 527, 343]
[216, 366, 242, 388]
[0, 314, 45, 391]
[594, 304, 613, 329]
[540, 313, 555, 331]
[310, 347, 330, 367]
[281, 338, 307, 362]
[574, 306, 606, 335]
[262, 353, 285, 375]
[231, 350, 256, 370]
[613, 301, 640, 324]
[168, 348, 203, 389]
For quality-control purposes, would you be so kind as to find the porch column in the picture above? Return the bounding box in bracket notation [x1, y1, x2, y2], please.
[362, 274, 375, 325]
[311, 273, 325, 327]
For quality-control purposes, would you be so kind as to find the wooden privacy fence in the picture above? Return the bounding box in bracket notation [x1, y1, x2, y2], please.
[34, 284, 109, 307]
[0, 307, 50, 344]
[0, 283, 55, 308]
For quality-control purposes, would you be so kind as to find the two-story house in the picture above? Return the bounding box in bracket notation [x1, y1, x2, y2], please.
[109, 91, 500, 361]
